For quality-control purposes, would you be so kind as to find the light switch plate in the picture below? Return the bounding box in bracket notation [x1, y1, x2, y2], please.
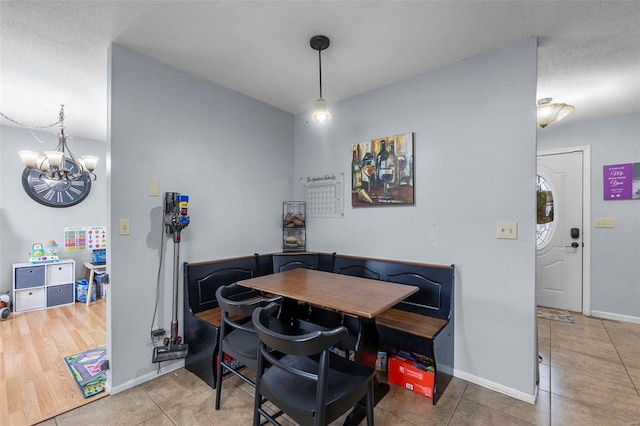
[497, 222, 518, 239]
[595, 218, 615, 228]
[119, 218, 131, 235]
[148, 180, 159, 197]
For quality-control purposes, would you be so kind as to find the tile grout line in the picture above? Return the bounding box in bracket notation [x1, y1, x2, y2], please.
[548, 318, 635, 388]
[602, 320, 640, 400]
[550, 317, 640, 423]
[141, 382, 178, 426]
[445, 382, 467, 426]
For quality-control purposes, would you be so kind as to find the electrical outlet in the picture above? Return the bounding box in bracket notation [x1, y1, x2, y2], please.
[497, 222, 518, 239]
[151, 329, 166, 342]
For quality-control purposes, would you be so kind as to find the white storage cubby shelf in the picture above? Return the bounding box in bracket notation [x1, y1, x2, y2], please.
[12, 259, 75, 313]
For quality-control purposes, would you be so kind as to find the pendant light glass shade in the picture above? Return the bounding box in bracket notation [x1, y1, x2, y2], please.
[311, 98, 332, 122]
[18, 150, 39, 167]
[537, 98, 575, 128]
[80, 155, 99, 172]
[44, 150, 64, 167]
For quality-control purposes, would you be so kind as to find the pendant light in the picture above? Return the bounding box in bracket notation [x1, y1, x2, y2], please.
[537, 98, 575, 128]
[310, 35, 332, 122]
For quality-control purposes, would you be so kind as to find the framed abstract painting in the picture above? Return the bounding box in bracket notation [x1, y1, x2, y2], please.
[351, 132, 414, 207]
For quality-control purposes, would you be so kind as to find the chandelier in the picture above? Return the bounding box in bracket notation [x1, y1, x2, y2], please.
[17, 105, 98, 181]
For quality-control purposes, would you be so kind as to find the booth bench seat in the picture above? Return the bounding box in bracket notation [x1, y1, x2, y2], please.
[376, 309, 447, 340]
[332, 254, 454, 404]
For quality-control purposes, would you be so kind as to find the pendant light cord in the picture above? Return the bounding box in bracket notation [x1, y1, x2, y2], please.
[0, 105, 64, 129]
[318, 49, 323, 99]
[1, 105, 65, 144]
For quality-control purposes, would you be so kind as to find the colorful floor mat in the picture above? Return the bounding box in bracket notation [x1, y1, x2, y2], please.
[64, 346, 107, 398]
[537, 307, 575, 323]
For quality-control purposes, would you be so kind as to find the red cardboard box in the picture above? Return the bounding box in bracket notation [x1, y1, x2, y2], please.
[388, 354, 434, 398]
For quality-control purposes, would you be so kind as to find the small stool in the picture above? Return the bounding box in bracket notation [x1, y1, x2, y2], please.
[83, 261, 107, 306]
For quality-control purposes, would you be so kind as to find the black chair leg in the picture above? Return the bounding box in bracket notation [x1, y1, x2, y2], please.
[253, 357, 263, 426]
[211, 351, 218, 389]
[214, 333, 224, 409]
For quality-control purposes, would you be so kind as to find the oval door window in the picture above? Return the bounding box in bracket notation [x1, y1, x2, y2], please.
[536, 175, 555, 249]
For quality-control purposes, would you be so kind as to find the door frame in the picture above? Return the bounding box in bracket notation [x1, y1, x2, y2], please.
[537, 146, 591, 315]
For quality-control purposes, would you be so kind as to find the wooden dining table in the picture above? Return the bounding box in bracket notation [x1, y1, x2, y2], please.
[237, 267, 419, 426]
[237, 268, 418, 319]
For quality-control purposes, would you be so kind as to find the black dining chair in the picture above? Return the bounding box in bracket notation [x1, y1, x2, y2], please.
[252, 302, 375, 426]
[214, 283, 283, 410]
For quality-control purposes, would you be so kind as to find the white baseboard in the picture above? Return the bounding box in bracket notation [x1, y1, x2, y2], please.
[590, 310, 640, 324]
[454, 369, 537, 405]
[105, 359, 185, 395]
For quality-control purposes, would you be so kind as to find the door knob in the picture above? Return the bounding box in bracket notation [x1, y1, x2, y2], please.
[565, 242, 580, 248]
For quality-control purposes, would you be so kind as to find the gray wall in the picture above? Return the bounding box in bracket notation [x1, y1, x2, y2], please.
[538, 114, 640, 318]
[26, 37, 539, 398]
[108, 44, 294, 389]
[0, 125, 107, 287]
[294, 38, 539, 397]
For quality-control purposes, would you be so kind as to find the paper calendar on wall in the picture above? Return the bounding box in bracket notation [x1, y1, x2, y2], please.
[300, 173, 344, 218]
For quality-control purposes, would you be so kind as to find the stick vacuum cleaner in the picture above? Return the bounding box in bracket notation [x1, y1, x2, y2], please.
[152, 192, 190, 363]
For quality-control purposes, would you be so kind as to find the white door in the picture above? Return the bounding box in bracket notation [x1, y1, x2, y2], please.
[536, 151, 583, 312]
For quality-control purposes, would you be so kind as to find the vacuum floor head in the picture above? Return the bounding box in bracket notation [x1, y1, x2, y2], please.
[152, 344, 189, 363]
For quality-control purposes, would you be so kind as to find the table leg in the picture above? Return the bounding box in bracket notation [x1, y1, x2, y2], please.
[86, 268, 95, 306]
[343, 316, 387, 426]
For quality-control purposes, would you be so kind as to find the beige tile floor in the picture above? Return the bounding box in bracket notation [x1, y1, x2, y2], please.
[38, 312, 640, 426]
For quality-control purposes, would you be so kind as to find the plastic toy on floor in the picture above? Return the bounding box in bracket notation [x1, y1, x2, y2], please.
[0, 294, 10, 321]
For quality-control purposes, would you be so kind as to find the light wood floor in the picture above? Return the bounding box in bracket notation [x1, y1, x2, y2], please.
[0, 299, 107, 426]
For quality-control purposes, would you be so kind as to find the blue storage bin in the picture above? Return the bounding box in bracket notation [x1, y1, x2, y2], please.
[75, 279, 96, 303]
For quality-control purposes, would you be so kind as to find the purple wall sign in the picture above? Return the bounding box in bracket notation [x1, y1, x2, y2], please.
[603, 163, 633, 200]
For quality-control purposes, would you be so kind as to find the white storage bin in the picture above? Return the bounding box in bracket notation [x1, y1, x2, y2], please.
[15, 287, 45, 312]
[46, 262, 74, 286]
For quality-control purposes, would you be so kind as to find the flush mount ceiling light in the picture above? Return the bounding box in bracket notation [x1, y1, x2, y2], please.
[536, 98, 575, 128]
[310, 35, 332, 122]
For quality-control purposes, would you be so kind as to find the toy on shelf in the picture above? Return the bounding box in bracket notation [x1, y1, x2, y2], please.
[29, 241, 60, 264]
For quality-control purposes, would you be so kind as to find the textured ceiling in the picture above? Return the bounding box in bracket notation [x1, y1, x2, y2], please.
[1, 1, 639, 141]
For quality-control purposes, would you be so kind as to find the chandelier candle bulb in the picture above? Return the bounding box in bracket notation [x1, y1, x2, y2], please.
[38, 157, 50, 171]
